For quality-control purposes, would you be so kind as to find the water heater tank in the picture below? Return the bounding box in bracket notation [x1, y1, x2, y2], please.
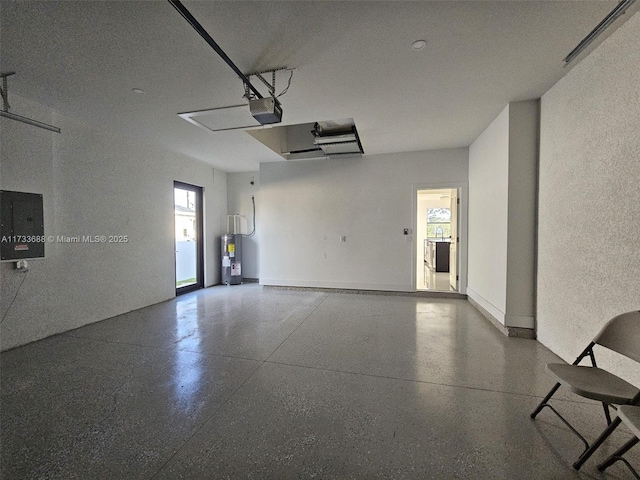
[221, 234, 242, 285]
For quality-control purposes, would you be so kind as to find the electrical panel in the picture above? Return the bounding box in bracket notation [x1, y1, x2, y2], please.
[1, 190, 45, 261]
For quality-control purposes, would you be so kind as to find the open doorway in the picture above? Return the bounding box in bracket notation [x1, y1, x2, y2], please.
[416, 188, 459, 292]
[174, 181, 204, 295]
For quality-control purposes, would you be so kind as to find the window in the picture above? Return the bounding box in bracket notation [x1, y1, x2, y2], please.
[427, 208, 451, 238]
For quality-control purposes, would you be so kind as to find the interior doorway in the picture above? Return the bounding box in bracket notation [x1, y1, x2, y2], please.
[174, 181, 204, 295]
[416, 188, 459, 292]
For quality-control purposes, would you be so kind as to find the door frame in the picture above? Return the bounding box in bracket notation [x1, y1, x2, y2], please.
[174, 181, 204, 296]
[412, 182, 468, 294]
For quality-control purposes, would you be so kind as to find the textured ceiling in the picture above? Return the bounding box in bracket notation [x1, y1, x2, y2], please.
[0, 1, 622, 172]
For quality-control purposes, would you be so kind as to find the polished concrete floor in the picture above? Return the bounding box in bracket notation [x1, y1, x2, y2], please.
[1, 284, 638, 479]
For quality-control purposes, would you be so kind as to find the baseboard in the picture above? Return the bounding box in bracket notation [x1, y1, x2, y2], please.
[260, 278, 413, 292]
[467, 295, 536, 339]
[263, 284, 467, 299]
[466, 288, 505, 324]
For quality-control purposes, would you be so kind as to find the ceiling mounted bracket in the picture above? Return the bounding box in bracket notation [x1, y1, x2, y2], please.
[244, 67, 288, 99]
[1, 71, 15, 110]
[0, 72, 61, 133]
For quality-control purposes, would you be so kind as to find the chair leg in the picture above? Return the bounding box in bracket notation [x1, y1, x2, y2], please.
[531, 382, 561, 419]
[530, 383, 591, 450]
[603, 402, 612, 425]
[597, 436, 639, 473]
[573, 416, 622, 470]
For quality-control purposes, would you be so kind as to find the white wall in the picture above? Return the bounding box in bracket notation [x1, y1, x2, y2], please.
[468, 106, 510, 319]
[226, 171, 260, 279]
[468, 100, 538, 329]
[0, 95, 227, 351]
[537, 12, 640, 386]
[259, 149, 468, 291]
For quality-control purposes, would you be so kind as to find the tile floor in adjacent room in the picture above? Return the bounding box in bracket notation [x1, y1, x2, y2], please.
[1, 284, 638, 479]
[417, 264, 457, 293]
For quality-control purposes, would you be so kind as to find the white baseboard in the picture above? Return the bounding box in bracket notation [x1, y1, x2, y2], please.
[505, 313, 535, 329]
[259, 278, 413, 293]
[466, 287, 506, 325]
[467, 288, 535, 338]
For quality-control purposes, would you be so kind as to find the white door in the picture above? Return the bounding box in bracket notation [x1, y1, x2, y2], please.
[449, 191, 458, 290]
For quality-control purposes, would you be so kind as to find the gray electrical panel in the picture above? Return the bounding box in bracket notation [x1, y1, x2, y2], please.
[221, 234, 242, 285]
[1, 190, 45, 261]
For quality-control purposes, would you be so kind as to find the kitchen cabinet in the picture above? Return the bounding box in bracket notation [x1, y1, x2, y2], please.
[425, 240, 450, 273]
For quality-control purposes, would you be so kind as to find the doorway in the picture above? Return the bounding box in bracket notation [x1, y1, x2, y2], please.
[174, 181, 204, 295]
[416, 188, 459, 292]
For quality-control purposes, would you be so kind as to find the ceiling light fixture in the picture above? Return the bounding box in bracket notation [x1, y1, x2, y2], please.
[178, 104, 264, 133]
[412, 40, 427, 51]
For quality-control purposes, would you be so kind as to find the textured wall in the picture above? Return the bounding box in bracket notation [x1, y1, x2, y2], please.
[0, 95, 227, 351]
[259, 149, 468, 291]
[538, 13, 640, 386]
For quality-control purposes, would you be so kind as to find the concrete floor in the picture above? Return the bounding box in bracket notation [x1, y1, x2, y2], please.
[1, 284, 638, 479]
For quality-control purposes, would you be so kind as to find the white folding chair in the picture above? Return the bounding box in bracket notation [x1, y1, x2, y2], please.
[597, 405, 640, 478]
[530, 311, 640, 470]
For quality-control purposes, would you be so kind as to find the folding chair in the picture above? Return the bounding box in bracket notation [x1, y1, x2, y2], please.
[597, 405, 640, 478]
[530, 310, 640, 470]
